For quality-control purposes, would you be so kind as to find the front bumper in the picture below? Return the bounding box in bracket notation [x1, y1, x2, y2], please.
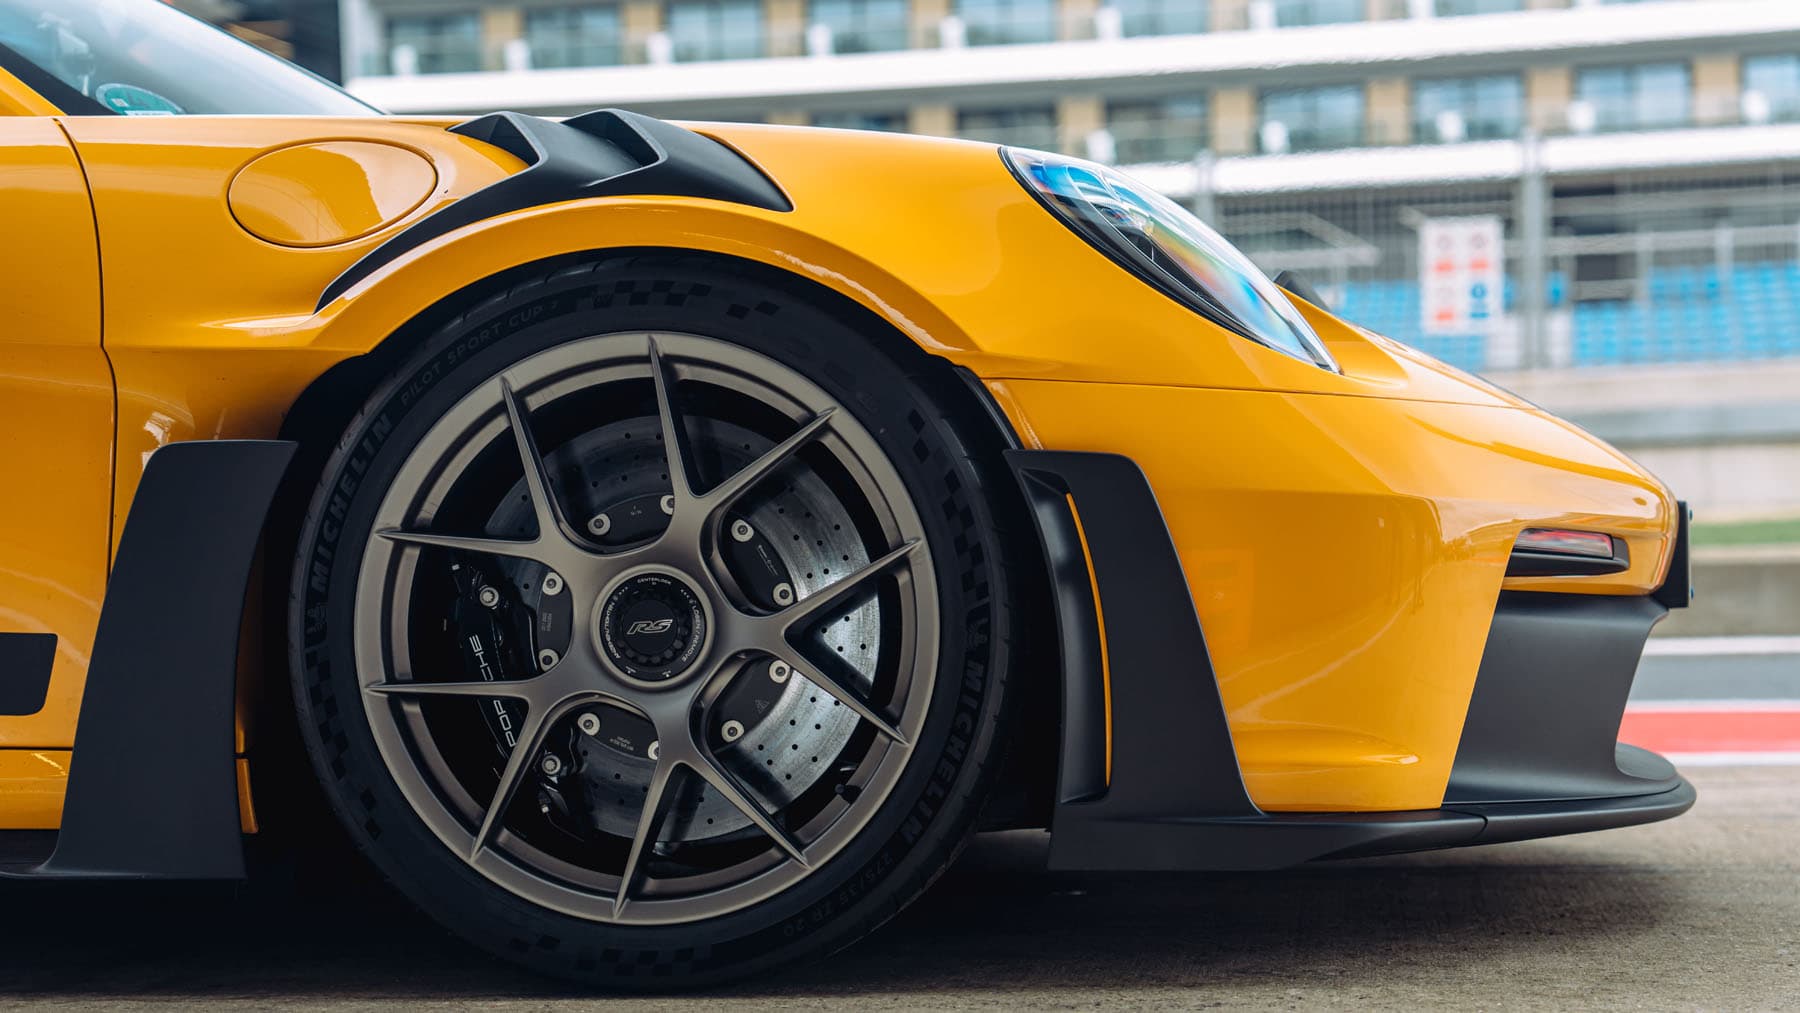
[1008, 449, 1694, 873]
[990, 377, 1678, 813]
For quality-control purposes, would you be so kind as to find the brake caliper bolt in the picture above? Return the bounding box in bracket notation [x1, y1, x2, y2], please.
[772, 582, 794, 607]
[577, 713, 601, 737]
[769, 659, 792, 684]
[477, 585, 500, 608]
[731, 519, 755, 543]
[659, 494, 675, 516]
[539, 753, 563, 776]
[537, 648, 560, 671]
[721, 720, 745, 743]
[541, 572, 564, 596]
[588, 513, 611, 536]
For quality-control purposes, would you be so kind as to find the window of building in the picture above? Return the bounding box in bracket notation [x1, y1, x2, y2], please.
[812, 110, 908, 132]
[1272, 0, 1363, 28]
[667, 0, 763, 62]
[1260, 84, 1364, 152]
[1434, 0, 1524, 15]
[1574, 62, 1691, 132]
[1106, 96, 1208, 163]
[1112, 0, 1207, 37]
[957, 106, 1059, 150]
[958, 0, 1057, 47]
[385, 12, 480, 74]
[1413, 74, 1524, 143]
[524, 6, 623, 69]
[809, 0, 908, 54]
[1743, 54, 1800, 124]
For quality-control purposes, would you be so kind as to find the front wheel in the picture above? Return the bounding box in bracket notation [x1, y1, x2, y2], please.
[288, 257, 1017, 987]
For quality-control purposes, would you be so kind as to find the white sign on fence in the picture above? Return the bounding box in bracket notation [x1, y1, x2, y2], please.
[1420, 215, 1504, 335]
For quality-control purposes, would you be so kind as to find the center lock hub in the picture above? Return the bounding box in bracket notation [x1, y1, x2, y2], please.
[597, 571, 708, 682]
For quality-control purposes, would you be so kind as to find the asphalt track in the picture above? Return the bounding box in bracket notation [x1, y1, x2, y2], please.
[0, 763, 1792, 1010]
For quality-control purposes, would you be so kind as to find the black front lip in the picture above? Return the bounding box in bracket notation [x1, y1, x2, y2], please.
[1446, 771, 1697, 850]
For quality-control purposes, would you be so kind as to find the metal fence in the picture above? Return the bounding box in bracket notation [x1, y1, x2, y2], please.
[1213, 163, 1800, 372]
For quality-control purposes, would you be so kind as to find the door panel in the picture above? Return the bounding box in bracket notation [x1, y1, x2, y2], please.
[0, 118, 111, 771]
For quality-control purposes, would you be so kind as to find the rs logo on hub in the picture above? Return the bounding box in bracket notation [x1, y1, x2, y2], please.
[625, 619, 674, 636]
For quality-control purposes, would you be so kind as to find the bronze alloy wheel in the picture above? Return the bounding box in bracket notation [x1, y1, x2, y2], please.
[354, 332, 938, 924]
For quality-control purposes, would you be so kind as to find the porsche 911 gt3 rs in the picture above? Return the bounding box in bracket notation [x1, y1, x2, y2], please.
[0, 0, 1693, 988]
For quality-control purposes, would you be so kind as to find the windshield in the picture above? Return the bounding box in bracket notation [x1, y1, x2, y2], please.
[0, 0, 376, 116]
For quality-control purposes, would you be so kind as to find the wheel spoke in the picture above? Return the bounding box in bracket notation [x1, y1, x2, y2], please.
[499, 376, 571, 544]
[689, 753, 809, 866]
[769, 647, 909, 746]
[778, 540, 923, 635]
[699, 409, 836, 518]
[468, 699, 565, 862]
[646, 337, 696, 502]
[375, 527, 543, 562]
[613, 757, 679, 919]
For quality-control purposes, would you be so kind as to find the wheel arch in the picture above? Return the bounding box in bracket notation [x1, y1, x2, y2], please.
[264, 247, 1060, 831]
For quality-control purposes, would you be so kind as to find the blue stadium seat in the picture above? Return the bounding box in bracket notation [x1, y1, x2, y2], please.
[1335, 261, 1800, 370]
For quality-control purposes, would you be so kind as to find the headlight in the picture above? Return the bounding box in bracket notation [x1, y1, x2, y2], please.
[1002, 147, 1339, 372]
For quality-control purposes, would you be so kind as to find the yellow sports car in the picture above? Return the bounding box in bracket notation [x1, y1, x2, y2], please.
[0, 0, 1693, 988]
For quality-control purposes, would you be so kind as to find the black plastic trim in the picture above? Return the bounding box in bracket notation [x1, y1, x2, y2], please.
[1007, 464, 1109, 804]
[1456, 777, 1696, 846]
[1446, 591, 1677, 804]
[318, 108, 792, 310]
[1506, 535, 1630, 577]
[1505, 549, 1627, 577]
[1004, 451, 1257, 866]
[3, 440, 295, 880]
[1654, 500, 1693, 609]
[1004, 450, 1693, 871]
[0, 633, 55, 716]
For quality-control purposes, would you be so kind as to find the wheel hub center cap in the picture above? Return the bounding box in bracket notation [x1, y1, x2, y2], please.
[597, 571, 708, 683]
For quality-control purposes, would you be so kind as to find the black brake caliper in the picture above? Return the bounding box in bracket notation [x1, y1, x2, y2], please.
[709, 514, 799, 745]
[449, 558, 591, 834]
[447, 561, 534, 758]
[447, 560, 575, 747]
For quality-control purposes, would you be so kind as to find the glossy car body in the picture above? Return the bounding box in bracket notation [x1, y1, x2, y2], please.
[0, 48, 1690, 872]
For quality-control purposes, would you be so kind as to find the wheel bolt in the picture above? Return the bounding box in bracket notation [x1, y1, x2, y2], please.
[731, 519, 755, 543]
[477, 585, 500, 608]
[588, 513, 611, 536]
[772, 582, 794, 606]
[541, 572, 564, 596]
[659, 494, 675, 516]
[721, 719, 745, 743]
[646, 740, 660, 761]
[539, 753, 563, 776]
[769, 659, 792, 684]
[577, 712, 601, 736]
[537, 648, 560, 671]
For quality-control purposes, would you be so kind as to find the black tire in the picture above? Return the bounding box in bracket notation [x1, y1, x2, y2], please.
[288, 254, 1017, 988]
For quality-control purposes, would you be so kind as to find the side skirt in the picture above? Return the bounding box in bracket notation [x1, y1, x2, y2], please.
[0, 440, 295, 880]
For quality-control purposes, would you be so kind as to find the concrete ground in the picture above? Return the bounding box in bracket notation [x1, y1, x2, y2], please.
[0, 764, 1792, 1010]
